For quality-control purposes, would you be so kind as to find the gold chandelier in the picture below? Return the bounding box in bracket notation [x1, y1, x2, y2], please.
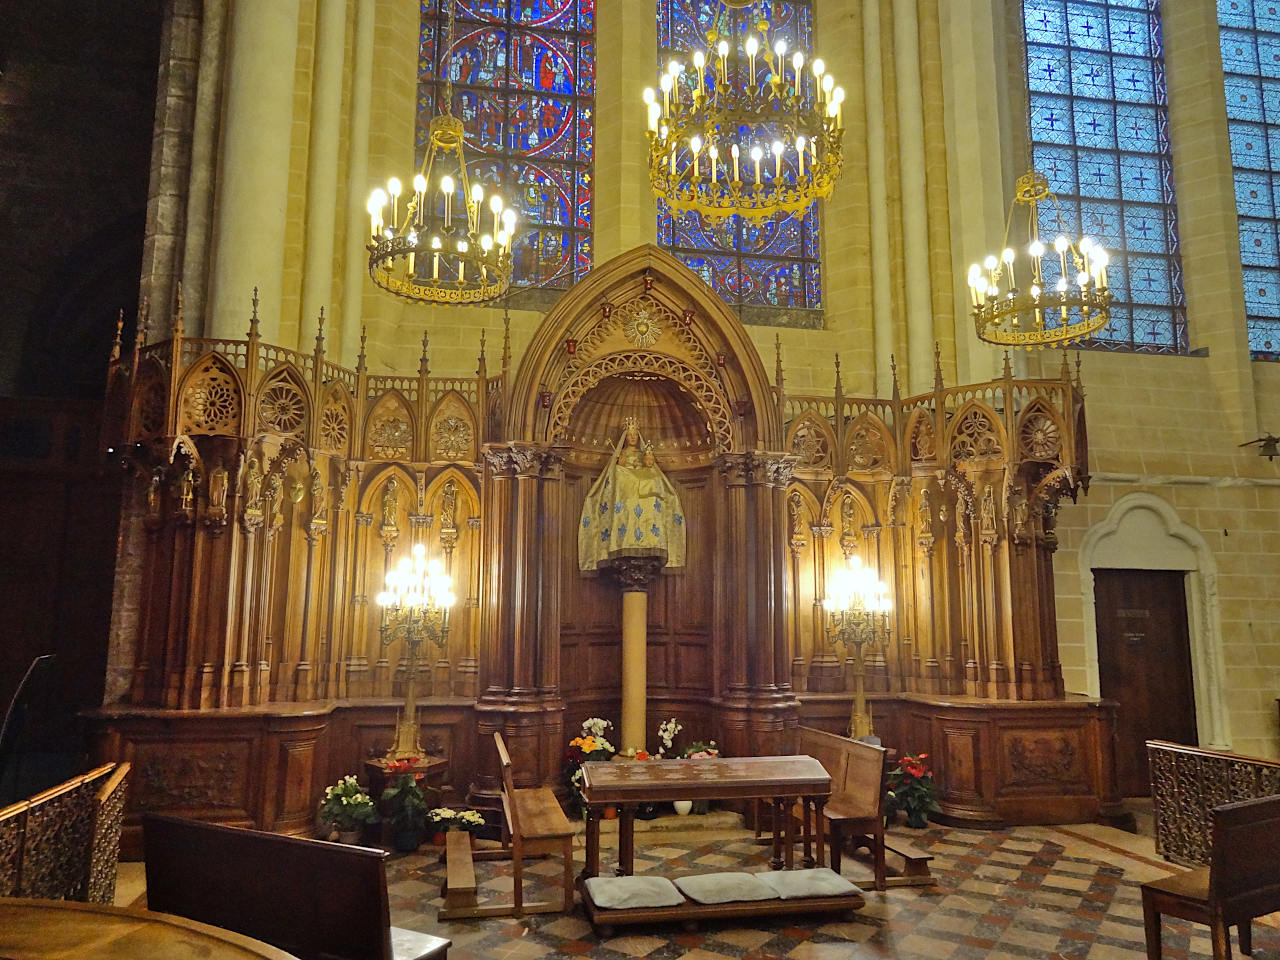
[968, 170, 1112, 349]
[366, 1, 517, 306]
[643, 0, 844, 222]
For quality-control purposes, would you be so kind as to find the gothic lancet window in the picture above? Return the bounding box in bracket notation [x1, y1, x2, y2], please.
[1022, 0, 1188, 353]
[418, 0, 595, 290]
[1218, 0, 1280, 358]
[656, 0, 823, 320]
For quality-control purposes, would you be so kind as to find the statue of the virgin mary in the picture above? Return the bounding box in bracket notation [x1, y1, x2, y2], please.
[578, 418, 686, 572]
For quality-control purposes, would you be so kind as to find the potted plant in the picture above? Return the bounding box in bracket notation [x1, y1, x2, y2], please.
[884, 752, 941, 828]
[427, 806, 458, 844]
[318, 775, 378, 843]
[563, 717, 616, 817]
[381, 769, 436, 852]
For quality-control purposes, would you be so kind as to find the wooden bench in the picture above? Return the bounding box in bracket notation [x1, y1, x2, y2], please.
[143, 814, 450, 960]
[438, 831, 478, 919]
[1142, 794, 1280, 960]
[440, 733, 574, 919]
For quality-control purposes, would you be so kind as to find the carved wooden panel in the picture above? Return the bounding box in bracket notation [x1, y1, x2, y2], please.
[429, 392, 476, 462]
[275, 740, 317, 824]
[942, 727, 981, 803]
[132, 740, 252, 816]
[1148, 742, 1280, 866]
[88, 766, 129, 904]
[998, 727, 1089, 794]
[949, 405, 1004, 462]
[319, 389, 351, 455]
[178, 354, 242, 435]
[20, 778, 96, 899]
[257, 370, 308, 437]
[0, 802, 24, 897]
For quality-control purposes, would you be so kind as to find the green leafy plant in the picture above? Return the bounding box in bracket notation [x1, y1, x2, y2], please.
[380, 772, 436, 832]
[318, 775, 379, 831]
[884, 753, 941, 829]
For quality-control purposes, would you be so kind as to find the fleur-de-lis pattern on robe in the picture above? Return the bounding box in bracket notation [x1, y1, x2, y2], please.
[578, 423, 686, 571]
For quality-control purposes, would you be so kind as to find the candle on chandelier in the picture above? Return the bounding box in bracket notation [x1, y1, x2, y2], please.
[413, 174, 427, 227]
[792, 51, 804, 96]
[771, 140, 784, 179]
[470, 183, 484, 231]
[812, 58, 826, 102]
[745, 35, 758, 87]
[367, 189, 387, 238]
[1002, 247, 1016, 289]
[717, 40, 729, 85]
[441, 175, 454, 228]
[751, 145, 763, 185]
[690, 135, 702, 178]
[660, 74, 672, 116]
[693, 50, 705, 97]
[490, 193, 503, 235]
[457, 240, 468, 282]
[431, 235, 442, 280]
[796, 136, 807, 177]
[388, 178, 401, 230]
[731, 143, 740, 182]
[709, 144, 719, 183]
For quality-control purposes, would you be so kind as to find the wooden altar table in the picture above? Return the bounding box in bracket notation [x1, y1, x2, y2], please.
[580, 755, 832, 878]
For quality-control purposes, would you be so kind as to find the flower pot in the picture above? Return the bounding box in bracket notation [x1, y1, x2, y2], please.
[431, 831, 447, 845]
[673, 800, 693, 816]
[602, 804, 618, 820]
[393, 826, 426, 852]
[337, 829, 362, 844]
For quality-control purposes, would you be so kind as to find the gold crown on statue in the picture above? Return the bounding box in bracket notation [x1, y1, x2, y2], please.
[623, 416, 639, 430]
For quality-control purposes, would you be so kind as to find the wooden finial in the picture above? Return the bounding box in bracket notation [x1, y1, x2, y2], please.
[172, 282, 185, 338]
[890, 353, 900, 397]
[1003, 349, 1013, 380]
[774, 333, 784, 390]
[357, 324, 368, 374]
[314, 307, 326, 356]
[833, 352, 843, 397]
[419, 330, 430, 378]
[1074, 351, 1083, 388]
[477, 329, 487, 378]
[1059, 347, 1070, 381]
[247, 287, 261, 340]
[135, 297, 150, 350]
[501, 303, 511, 373]
[933, 342, 943, 391]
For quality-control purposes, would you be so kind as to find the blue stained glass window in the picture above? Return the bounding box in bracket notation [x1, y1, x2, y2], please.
[418, 0, 594, 289]
[655, 0, 822, 312]
[1022, 0, 1187, 353]
[1218, 0, 1280, 357]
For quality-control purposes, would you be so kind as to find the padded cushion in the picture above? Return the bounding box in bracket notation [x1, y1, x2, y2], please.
[584, 875, 685, 909]
[674, 872, 780, 905]
[756, 868, 862, 900]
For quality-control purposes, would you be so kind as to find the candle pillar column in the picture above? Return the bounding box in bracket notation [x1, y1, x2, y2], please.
[605, 557, 664, 756]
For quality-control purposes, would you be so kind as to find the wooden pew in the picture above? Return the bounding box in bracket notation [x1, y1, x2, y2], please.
[143, 814, 450, 960]
[1141, 794, 1280, 960]
[438, 831, 478, 919]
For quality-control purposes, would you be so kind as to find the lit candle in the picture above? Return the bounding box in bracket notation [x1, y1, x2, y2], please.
[1002, 247, 1016, 289]
[709, 144, 718, 183]
[458, 239, 468, 282]
[717, 40, 729, 85]
[690, 135, 702, 178]
[792, 51, 804, 96]
[746, 35, 758, 87]
[470, 182, 484, 232]
[771, 139, 784, 179]
[693, 50, 705, 98]
[812, 58, 825, 102]
[660, 74, 672, 116]
[751, 145, 763, 185]
[731, 143, 740, 182]
[490, 193, 503, 235]
[388, 178, 401, 229]
[648, 101, 660, 132]
[796, 136, 806, 177]
[413, 174, 427, 226]
[822, 73, 834, 105]
[833, 86, 844, 127]
[431, 235, 441, 280]
[441, 175, 454, 228]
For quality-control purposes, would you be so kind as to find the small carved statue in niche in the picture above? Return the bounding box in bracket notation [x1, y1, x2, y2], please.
[381, 477, 399, 529]
[578, 417, 685, 572]
[788, 489, 807, 554]
[440, 477, 458, 532]
[266, 474, 284, 525]
[311, 469, 326, 515]
[1013, 497, 1030, 542]
[207, 461, 228, 523]
[917, 487, 932, 534]
[980, 484, 998, 538]
[243, 457, 263, 513]
[179, 465, 196, 515]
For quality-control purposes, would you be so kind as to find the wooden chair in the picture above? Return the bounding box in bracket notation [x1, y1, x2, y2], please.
[495, 731, 575, 916]
[1141, 794, 1280, 960]
[143, 814, 450, 960]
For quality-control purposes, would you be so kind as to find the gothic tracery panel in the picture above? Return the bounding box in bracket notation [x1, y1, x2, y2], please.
[178, 355, 242, 436]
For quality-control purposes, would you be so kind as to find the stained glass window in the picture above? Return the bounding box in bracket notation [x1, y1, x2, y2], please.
[1022, 0, 1187, 353]
[656, 0, 822, 314]
[418, 0, 594, 290]
[1218, 0, 1280, 357]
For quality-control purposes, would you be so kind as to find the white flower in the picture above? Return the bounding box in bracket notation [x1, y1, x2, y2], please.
[657, 717, 682, 752]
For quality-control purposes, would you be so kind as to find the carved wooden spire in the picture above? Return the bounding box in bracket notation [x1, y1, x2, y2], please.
[172, 282, 185, 339]
[933, 342, 944, 392]
[247, 287, 261, 341]
[356, 325, 368, 375]
[314, 307, 326, 358]
[419, 330, 430, 378]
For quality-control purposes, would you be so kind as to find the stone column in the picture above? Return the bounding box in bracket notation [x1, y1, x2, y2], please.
[606, 557, 664, 755]
[339, 0, 376, 365]
[208, 0, 301, 342]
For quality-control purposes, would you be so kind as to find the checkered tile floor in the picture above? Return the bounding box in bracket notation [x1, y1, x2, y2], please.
[386, 824, 1280, 960]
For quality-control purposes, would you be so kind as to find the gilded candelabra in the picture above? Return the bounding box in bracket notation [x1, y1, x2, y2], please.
[967, 169, 1112, 349]
[824, 557, 891, 740]
[376, 544, 456, 761]
[643, 0, 844, 221]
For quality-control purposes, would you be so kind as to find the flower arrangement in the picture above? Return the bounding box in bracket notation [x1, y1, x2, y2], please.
[657, 717, 682, 757]
[318, 775, 378, 833]
[680, 740, 719, 760]
[564, 718, 616, 814]
[884, 752, 941, 828]
[428, 807, 486, 834]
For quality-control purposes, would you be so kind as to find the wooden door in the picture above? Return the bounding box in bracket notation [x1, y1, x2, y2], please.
[1094, 569, 1197, 797]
